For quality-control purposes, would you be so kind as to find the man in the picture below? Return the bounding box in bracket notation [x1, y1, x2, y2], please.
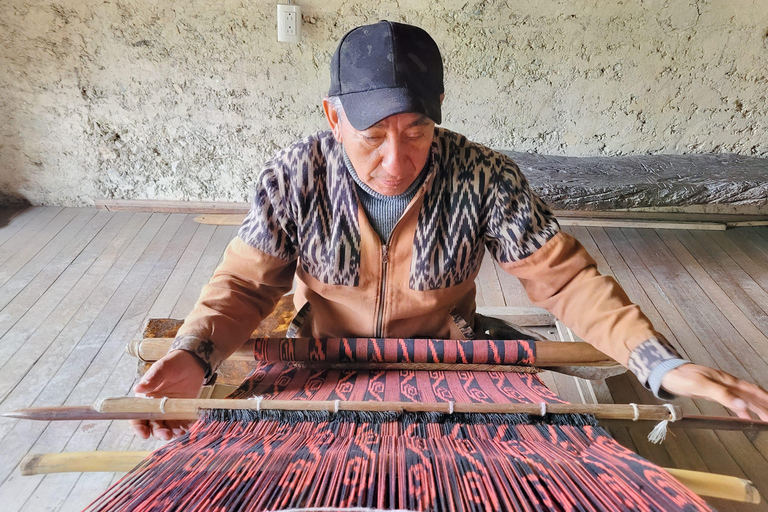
[133, 20, 768, 440]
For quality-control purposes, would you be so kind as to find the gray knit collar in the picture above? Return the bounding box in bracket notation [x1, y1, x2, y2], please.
[342, 146, 428, 201]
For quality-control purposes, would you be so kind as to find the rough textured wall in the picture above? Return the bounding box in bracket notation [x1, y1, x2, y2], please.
[1, 0, 767, 205]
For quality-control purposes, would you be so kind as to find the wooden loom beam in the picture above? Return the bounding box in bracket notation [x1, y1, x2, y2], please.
[0, 398, 681, 421]
[7, 398, 768, 433]
[188, 212, 768, 231]
[127, 337, 621, 368]
[18, 451, 761, 504]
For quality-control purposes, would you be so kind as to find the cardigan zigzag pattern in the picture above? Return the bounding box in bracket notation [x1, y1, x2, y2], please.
[239, 128, 559, 291]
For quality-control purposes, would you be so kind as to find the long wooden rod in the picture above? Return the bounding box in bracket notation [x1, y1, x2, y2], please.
[127, 337, 620, 368]
[8, 398, 681, 421]
[192, 213, 731, 231]
[665, 467, 760, 504]
[6, 401, 767, 433]
[21, 451, 153, 476]
[18, 451, 760, 504]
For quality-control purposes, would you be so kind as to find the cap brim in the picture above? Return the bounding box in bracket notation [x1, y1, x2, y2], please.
[339, 87, 441, 130]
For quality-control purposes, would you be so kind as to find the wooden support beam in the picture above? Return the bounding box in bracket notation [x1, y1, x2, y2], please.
[17, 451, 761, 503]
[725, 220, 768, 228]
[194, 213, 246, 225]
[94, 199, 768, 222]
[557, 218, 727, 231]
[95, 199, 249, 214]
[192, 213, 739, 231]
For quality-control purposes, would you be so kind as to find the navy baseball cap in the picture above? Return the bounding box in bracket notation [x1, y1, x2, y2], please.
[329, 21, 444, 130]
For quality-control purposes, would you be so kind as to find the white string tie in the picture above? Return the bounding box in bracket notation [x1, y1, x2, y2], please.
[630, 403, 640, 421]
[247, 395, 264, 412]
[159, 397, 168, 414]
[667, 403, 680, 422]
[539, 402, 547, 416]
[448, 401, 455, 414]
[648, 404, 679, 444]
[334, 399, 341, 414]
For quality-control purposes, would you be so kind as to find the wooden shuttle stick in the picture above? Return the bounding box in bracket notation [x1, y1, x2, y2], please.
[18, 450, 760, 504]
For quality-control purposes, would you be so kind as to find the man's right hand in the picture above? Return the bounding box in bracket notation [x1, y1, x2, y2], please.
[130, 349, 205, 441]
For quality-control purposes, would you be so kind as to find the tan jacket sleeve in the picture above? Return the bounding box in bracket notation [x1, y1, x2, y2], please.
[497, 231, 660, 366]
[171, 236, 296, 374]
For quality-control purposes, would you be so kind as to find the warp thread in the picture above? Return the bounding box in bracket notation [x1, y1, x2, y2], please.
[82, 408, 712, 512]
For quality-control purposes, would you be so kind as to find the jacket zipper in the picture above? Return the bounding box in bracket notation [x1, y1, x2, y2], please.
[370, 157, 436, 338]
[375, 244, 389, 337]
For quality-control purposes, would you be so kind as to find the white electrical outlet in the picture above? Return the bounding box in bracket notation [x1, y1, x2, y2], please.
[277, 3, 301, 43]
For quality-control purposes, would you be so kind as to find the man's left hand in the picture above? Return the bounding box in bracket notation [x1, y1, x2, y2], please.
[661, 363, 768, 421]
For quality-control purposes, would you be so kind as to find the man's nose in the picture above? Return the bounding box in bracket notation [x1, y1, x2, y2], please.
[381, 140, 409, 177]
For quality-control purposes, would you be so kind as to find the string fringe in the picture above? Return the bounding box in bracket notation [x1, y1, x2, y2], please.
[647, 404, 680, 444]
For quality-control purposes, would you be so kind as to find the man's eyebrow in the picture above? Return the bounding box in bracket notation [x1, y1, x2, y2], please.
[368, 115, 431, 130]
[408, 116, 432, 127]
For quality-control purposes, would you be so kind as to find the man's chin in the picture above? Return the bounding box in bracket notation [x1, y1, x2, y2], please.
[372, 181, 406, 196]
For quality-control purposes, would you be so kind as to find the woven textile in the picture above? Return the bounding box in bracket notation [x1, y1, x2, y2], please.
[251, 338, 536, 365]
[84, 339, 713, 512]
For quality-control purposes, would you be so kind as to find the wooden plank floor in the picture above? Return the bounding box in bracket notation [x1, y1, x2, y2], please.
[0, 206, 766, 511]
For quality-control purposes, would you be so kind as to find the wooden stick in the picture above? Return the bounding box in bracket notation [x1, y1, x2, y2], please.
[189, 213, 768, 230]
[726, 220, 768, 228]
[534, 341, 618, 367]
[665, 468, 760, 504]
[8, 402, 767, 433]
[94, 200, 768, 220]
[20, 451, 152, 476]
[95, 199, 249, 214]
[6, 398, 680, 421]
[553, 208, 768, 221]
[127, 337, 620, 368]
[194, 214, 246, 226]
[17, 451, 760, 503]
[557, 218, 727, 231]
[3, 406, 176, 421]
[192, 213, 730, 231]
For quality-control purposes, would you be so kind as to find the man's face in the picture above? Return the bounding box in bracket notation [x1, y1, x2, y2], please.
[324, 101, 435, 196]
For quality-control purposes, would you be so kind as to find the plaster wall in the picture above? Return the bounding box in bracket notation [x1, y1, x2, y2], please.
[1, 0, 767, 206]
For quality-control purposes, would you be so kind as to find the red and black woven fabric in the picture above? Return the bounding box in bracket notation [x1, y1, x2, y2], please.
[252, 337, 536, 365]
[84, 338, 713, 512]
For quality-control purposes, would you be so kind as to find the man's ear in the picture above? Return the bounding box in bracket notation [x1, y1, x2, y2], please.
[439, 94, 444, 106]
[323, 98, 343, 143]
